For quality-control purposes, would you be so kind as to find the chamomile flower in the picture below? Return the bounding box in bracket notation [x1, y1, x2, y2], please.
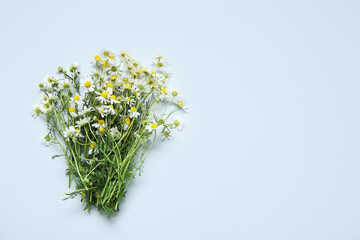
[176, 101, 188, 111]
[159, 87, 168, 101]
[166, 87, 182, 102]
[106, 105, 116, 115]
[105, 81, 115, 94]
[122, 82, 132, 91]
[88, 142, 98, 155]
[152, 55, 167, 68]
[172, 117, 184, 131]
[100, 49, 115, 59]
[97, 105, 108, 118]
[40, 103, 52, 114]
[60, 79, 71, 89]
[128, 106, 140, 118]
[161, 131, 172, 141]
[42, 135, 52, 146]
[109, 95, 120, 104]
[79, 106, 93, 115]
[80, 76, 95, 92]
[76, 117, 90, 128]
[124, 117, 131, 130]
[32, 104, 42, 118]
[146, 122, 159, 132]
[96, 91, 110, 104]
[69, 63, 80, 72]
[120, 50, 130, 60]
[92, 55, 102, 65]
[92, 119, 106, 129]
[125, 97, 135, 106]
[71, 94, 84, 106]
[110, 127, 121, 138]
[68, 106, 78, 118]
[63, 126, 76, 141]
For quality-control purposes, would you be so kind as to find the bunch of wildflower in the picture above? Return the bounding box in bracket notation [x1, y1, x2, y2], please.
[32, 49, 186, 217]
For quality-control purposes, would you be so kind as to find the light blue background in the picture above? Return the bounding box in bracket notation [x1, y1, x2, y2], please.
[1, 0, 360, 239]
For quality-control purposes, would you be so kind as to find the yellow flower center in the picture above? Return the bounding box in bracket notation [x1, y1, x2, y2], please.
[101, 92, 109, 99]
[99, 128, 105, 133]
[178, 101, 183, 107]
[68, 106, 76, 113]
[90, 143, 95, 149]
[84, 81, 91, 88]
[98, 119, 105, 125]
[73, 95, 80, 101]
[110, 95, 116, 100]
[94, 55, 102, 61]
[124, 118, 130, 126]
[142, 120, 146, 124]
[161, 88, 167, 95]
[151, 123, 158, 129]
[174, 120, 180, 126]
[111, 75, 118, 80]
[109, 55, 115, 59]
[108, 105, 114, 109]
[130, 107, 136, 112]
[125, 82, 132, 88]
[75, 129, 80, 133]
[107, 82, 114, 88]
[102, 60, 109, 67]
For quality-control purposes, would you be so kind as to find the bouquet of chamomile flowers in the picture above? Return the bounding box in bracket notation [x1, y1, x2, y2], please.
[32, 49, 186, 217]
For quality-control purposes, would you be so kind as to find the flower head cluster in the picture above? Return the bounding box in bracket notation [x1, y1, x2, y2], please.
[32, 49, 186, 216]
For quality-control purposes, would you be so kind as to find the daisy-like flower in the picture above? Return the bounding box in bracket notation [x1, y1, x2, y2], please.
[92, 119, 106, 129]
[88, 141, 99, 155]
[38, 75, 51, 91]
[79, 106, 93, 115]
[161, 71, 172, 80]
[146, 122, 159, 132]
[166, 87, 182, 102]
[106, 105, 116, 115]
[80, 76, 95, 92]
[125, 97, 135, 106]
[40, 103, 53, 114]
[42, 135, 52, 146]
[74, 128, 83, 138]
[109, 95, 120, 104]
[161, 131, 172, 141]
[128, 106, 140, 118]
[176, 101, 188, 111]
[122, 82, 132, 91]
[69, 63, 80, 72]
[76, 117, 90, 128]
[110, 127, 121, 138]
[60, 79, 71, 90]
[105, 81, 115, 94]
[159, 87, 168, 101]
[32, 104, 42, 118]
[68, 106, 78, 118]
[92, 55, 103, 65]
[71, 94, 84, 106]
[172, 117, 184, 131]
[152, 55, 167, 68]
[63, 126, 76, 141]
[120, 50, 130, 60]
[97, 105, 108, 118]
[100, 49, 115, 59]
[124, 117, 131, 130]
[96, 91, 110, 104]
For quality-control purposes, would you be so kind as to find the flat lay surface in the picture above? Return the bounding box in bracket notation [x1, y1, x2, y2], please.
[1, 0, 360, 239]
